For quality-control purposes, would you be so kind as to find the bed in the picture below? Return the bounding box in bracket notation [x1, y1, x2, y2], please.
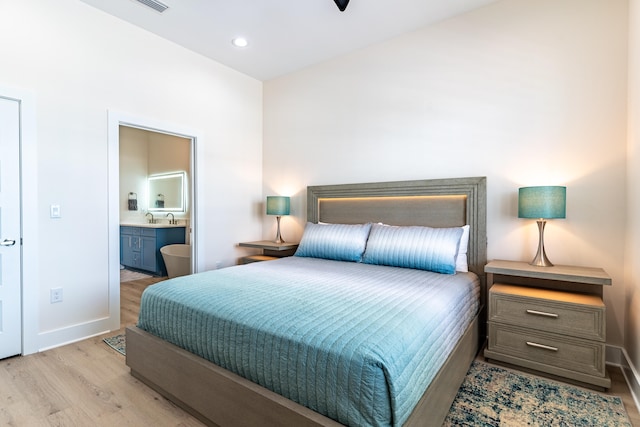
[126, 176, 487, 427]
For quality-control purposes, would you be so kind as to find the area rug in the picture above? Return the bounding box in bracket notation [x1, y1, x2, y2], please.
[103, 334, 126, 356]
[443, 361, 632, 426]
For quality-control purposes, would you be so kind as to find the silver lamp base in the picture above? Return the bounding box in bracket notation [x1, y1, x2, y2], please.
[273, 216, 285, 244]
[530, 219, 553, 267]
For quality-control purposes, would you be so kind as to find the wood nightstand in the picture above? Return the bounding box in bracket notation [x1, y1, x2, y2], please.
[484, 260, 612, 389]
[238, 240, 299, 264]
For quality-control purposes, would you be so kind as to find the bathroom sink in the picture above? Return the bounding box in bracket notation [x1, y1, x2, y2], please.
[120, 222, 185, 228]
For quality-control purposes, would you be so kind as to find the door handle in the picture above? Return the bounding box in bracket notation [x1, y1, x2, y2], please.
[0, 239, 16, 247]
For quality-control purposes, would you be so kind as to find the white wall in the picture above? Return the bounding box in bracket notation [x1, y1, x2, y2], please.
[264, 0, 629, 346]
[0, 0, 263, 352]
[119, 127, 150, 224]
[626, 0, 640, 388]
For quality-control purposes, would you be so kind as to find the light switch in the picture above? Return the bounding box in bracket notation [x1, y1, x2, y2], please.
[50, 204, 61, 218]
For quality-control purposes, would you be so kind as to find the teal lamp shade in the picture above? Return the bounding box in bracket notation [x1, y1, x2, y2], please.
[518, 186, 566, 267]
[518, 186, 566, 219]
[266, 196, 290, 243]
[266, 196, 290, 216]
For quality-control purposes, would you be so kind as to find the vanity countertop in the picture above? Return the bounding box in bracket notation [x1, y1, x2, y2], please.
[120, 222, 186, 229]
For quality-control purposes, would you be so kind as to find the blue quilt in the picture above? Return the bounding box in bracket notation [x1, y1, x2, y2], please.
[137, 257, 479, 427]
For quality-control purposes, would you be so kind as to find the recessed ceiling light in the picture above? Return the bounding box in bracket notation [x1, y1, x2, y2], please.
[232, 37, 249, 48]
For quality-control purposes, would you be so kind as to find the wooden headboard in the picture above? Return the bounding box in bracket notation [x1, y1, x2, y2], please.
[306, 176, 487, 292]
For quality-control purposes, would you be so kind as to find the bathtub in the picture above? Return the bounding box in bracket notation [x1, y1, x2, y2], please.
[160, 244, 191, 278]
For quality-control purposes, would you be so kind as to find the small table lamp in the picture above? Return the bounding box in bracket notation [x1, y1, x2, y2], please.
[266, 196, 290, 244]
[518, 186, 566, 267]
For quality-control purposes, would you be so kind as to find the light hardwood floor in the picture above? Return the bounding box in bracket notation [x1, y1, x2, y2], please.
[1, 277, 638, 426]
[0, 277, 204, 426]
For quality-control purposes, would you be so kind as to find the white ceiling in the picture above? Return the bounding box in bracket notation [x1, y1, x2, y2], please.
[79, 0, 497, 81]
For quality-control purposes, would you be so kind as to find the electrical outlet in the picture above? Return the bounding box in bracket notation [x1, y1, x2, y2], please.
[50, 288, 63, 303]
[50, 204, 61, 218]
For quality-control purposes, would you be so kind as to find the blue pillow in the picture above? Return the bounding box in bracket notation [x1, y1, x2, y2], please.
[294, 222, 372, 262]
[362, 223, 463, 274]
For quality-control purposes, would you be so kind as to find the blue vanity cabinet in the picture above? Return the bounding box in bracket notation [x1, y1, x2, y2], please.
[120, 226, 186, 276]
[120, 227, 141, 269]
[139, 232, 158, 273]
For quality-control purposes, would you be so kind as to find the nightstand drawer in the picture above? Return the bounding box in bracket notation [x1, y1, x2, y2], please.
[489, 284, 605, 341]
[487, 323, 606, 378]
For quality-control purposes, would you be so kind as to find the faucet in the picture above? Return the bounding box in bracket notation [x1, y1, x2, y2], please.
[166, 213, 175, 224]
[146, 212, 154, 224]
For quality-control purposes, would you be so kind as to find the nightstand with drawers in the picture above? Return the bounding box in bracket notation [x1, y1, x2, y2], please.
[484, 260, 612, 389]
[238, 240, 299, 264]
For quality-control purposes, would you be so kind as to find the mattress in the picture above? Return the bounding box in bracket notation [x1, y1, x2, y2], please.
[137, 256, 480, 427]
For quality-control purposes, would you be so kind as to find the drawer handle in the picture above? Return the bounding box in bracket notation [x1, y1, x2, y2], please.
[526, 309, 559, 318]
[526, 341, 559, 352]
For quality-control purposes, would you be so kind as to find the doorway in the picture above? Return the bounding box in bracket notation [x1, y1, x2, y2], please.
[107, 110, 203, 332]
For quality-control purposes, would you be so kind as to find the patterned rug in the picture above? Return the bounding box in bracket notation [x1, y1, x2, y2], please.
[103, 334, 126, 356]
[444, 361, 632, 426]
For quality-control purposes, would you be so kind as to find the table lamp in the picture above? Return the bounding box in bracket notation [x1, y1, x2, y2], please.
[266, 196, 290, 244]
[518, 186, 566, 267]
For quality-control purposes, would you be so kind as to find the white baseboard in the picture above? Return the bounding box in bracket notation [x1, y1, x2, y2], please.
[36, 316, 115, 353]
[607, 345, 640, 411]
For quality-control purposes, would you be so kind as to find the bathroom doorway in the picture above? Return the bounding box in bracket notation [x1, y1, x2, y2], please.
[107, 110, 203, 331]
[119, 126, 192, 278]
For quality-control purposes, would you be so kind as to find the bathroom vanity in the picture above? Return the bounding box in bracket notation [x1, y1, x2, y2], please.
[120, 224, 186, 276]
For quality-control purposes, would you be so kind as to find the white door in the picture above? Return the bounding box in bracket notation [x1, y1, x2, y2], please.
[0, 96, 22, 359]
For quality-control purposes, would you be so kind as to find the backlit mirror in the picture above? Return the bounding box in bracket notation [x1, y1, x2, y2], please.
[148, 172, 185, 212]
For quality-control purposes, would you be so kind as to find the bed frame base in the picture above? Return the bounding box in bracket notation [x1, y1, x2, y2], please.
[126, 314, 478, 427]
[126, 325, 341, 427]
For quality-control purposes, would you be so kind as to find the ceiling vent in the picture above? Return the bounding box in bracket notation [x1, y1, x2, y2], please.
[134, 0, 169, 13]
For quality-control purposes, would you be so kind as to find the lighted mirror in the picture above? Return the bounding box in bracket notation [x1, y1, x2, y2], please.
[147, 172, 185, 212]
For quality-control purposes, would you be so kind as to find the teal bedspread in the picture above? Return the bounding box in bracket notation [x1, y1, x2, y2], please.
[137, 257, 479, 427]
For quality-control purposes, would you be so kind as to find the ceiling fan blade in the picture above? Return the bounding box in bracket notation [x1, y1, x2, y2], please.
[333, 0, 350, 12]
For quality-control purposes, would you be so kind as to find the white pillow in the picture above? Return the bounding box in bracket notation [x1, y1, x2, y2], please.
[456, 225, 470, 272]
